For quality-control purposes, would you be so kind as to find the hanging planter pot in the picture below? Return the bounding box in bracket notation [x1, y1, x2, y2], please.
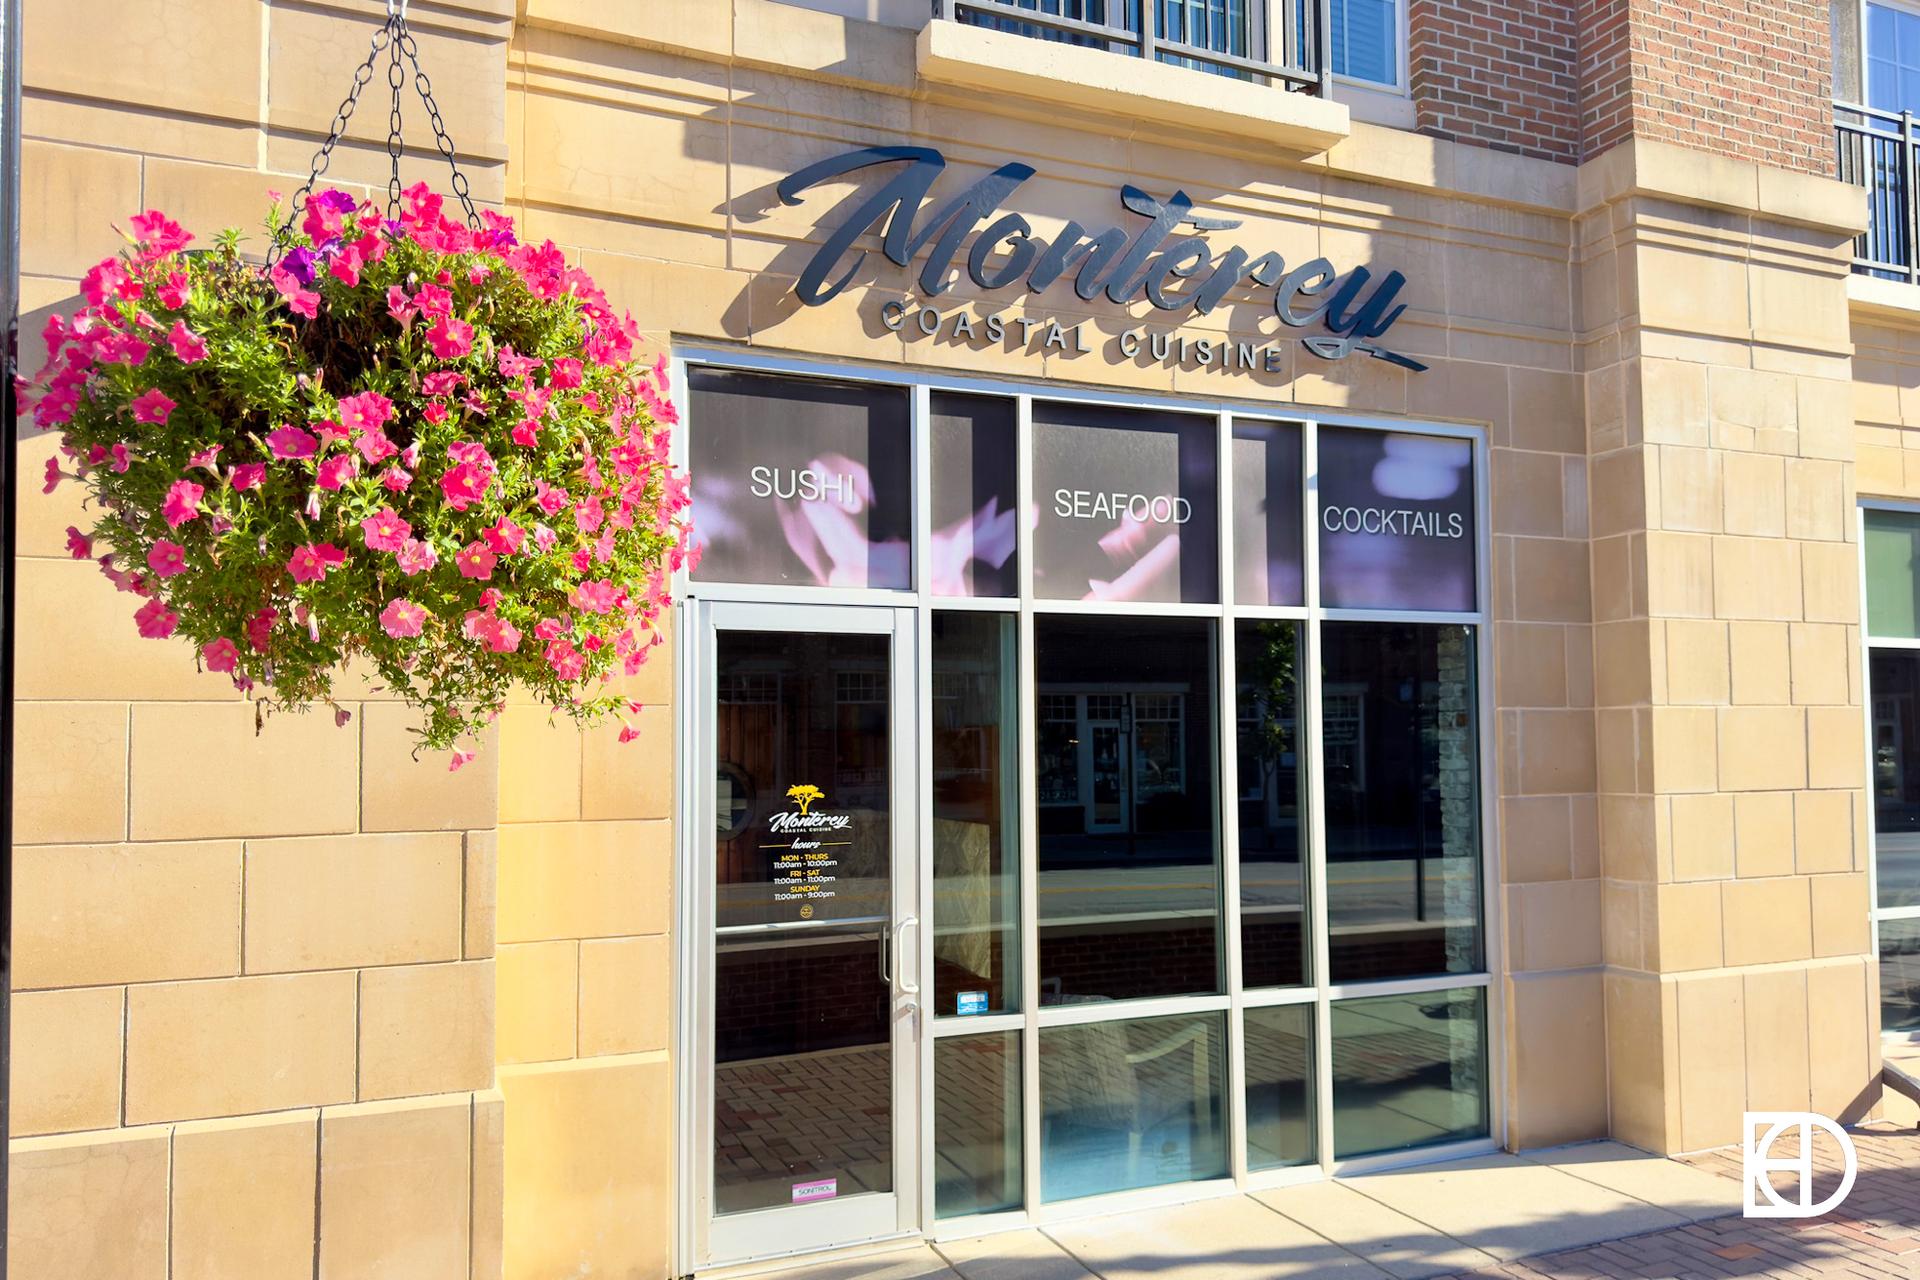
[16, 4, 693, 766]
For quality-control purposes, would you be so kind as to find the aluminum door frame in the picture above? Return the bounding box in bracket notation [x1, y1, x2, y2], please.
[680, 598, 924, 1273]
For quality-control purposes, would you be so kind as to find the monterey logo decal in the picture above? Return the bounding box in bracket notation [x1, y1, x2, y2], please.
[775, 145, 1427, 373]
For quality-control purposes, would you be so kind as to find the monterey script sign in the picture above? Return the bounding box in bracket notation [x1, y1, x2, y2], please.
[774, 145, 1427, 375]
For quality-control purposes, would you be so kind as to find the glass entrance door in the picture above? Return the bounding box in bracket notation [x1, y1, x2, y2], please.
[695, 601, 920, 1267]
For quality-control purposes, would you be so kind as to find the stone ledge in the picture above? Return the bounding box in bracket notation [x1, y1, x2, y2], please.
[1576, 138, 1870, 237]
[1849, 271, 1920, 326]
[914, 19, 1350, 155]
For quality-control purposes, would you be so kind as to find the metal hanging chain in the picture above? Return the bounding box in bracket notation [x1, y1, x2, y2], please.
[267, 0, 480, 267]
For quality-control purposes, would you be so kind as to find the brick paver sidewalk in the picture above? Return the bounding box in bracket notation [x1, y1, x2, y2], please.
[1439, 1124, 1920, 1279]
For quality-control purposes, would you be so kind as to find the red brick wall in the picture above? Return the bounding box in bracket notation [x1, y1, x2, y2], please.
[1409, 0, 1582, 163]
[1407, 0, 1833, 173]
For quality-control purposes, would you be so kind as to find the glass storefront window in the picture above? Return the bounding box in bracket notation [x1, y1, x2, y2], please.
[933, 612, 1021, 1016]
[1232, 419, 1305, 606]
[1237, 619, 1308, 988]
[689, 368, 912, 590]
[930, 392, 1019, 597]
[688, 360, 1495, 1224]
[1039, 1013, 1228, 1201]
[1036, 616, 1221, 1002]
[1030, 400, 1219, 604]
[1331, 988, 1487, 1159]
[1245, 1005, 1314, 1170]
[1871, 649, 1920, 910]
[935, 1032, 1024, 1217]
[1317, 427, 1476, 612]
[1322, 622, 1482, 982]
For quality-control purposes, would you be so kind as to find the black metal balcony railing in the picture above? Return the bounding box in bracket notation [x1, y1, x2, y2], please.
[1836, 100, 1920, 281]
[937, 0, 1329, 95]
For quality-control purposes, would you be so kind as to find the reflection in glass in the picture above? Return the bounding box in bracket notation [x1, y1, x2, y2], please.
[1882, 920, 1920, 1033]
[711, 628, 894, 1215]
[1867, 503, 1920, 640]
[1322, 623, 1481, 982]
[1245, 1005, 1314, 1170]
[689, 368, 912, 590]
[933, 613, 1020, 1016]
[1331, 989, 1487, 1159]
[1030, 401, 1219, 604]
[1232, 419, 1305, 606]
[930, 393, 1019, 597]
[714, 630, 891, 929]
[1872, 649, 1920, 910]
[935, 1033, 1023, 1217]
[1036, 617, 1220, 1002]
[1317, 427, 1475, 612]
[1039, 1014, 1227, 1201]
[1237, 621, 1307, 988]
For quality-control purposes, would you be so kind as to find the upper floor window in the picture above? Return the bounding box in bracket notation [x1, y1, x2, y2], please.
[1868, 0, 1920, 112]
[1331, 0, 1401, 88]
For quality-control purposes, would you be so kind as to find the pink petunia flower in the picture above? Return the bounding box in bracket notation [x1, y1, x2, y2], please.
[131, 388, 176, 425]
[356, 430, 398, 464]
[267, 425, 318, 460]
[420, 371, 463, 397]
[329, 243, 365, 287]
[534, 479, 569, 516]
[511, 419, 539, 447]
[286, 542, 346, 583]
[422, 401, 449, 426]
[360, 508, 411, 552]
[440, 462, 491, 511]
[379, 598, 428, 638]
[455, 542, 497, 580]
[162, 479, 203, 528]
[387, 285, 418, 327]
[544, 636, 586, 681]
[229, 462, 265, 491]
[188, 444, 222, 470]
[134, 597, 178, 639]
[201, 637, 239, 673]
[413, 282, 453, 320]
[168, 320, 208, 363]
[531, 523, 558, 553]
[425, 315, 474, 360]
[158, 271, 191, 309]
[111, 443, 132, 473]
[395, 538, 438, 576]
[64, 526, 92, 559]
[41, 456, 61, 494]
[483, 518, 525, 556]
[379, 465, 413, 492]
[129, 209, 191, 255]
[338, 391, 393, 434]
[147, 541, 187, 577]
[245, 606, 278, 652]
[448, 746, 475, 772]
[569, 579, 620, 615]
[315, 455, 359, 491]
[269, 265, 320, 319]
[549, 357, 584, 389]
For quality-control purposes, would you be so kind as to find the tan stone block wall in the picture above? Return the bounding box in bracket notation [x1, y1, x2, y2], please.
[1581, 142, 1878, 1153]
[8, 2, 512, 1277]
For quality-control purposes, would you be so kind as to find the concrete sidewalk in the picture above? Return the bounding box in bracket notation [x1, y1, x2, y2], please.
[752, 1139, 1750, 1280]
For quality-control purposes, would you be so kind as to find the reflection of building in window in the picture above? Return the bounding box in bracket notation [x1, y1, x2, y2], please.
[1321, 686, 1367, 792]
[834, 666, 889, 794]
[1034, 688, 1190, 834]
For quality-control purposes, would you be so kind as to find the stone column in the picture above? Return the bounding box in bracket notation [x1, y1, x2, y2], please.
[1581, 140, 1877, 1152]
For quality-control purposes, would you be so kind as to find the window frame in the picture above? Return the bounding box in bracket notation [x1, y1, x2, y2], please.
[1857, 498, 1920, 1041]
[1863, 0, 1920, 110]
[1329, 0, 1409, 93]
[670, 344, 1500, 1245]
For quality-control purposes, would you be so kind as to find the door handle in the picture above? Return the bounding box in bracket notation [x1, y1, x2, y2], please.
[878, 921, 891, 984]
[895, 917, 921, 997]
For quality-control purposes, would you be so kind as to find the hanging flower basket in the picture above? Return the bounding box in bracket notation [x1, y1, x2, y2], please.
[18, 187, 694, 764]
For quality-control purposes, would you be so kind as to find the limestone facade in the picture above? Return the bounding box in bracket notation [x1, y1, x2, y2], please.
[4, 1, 1899, 1278]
